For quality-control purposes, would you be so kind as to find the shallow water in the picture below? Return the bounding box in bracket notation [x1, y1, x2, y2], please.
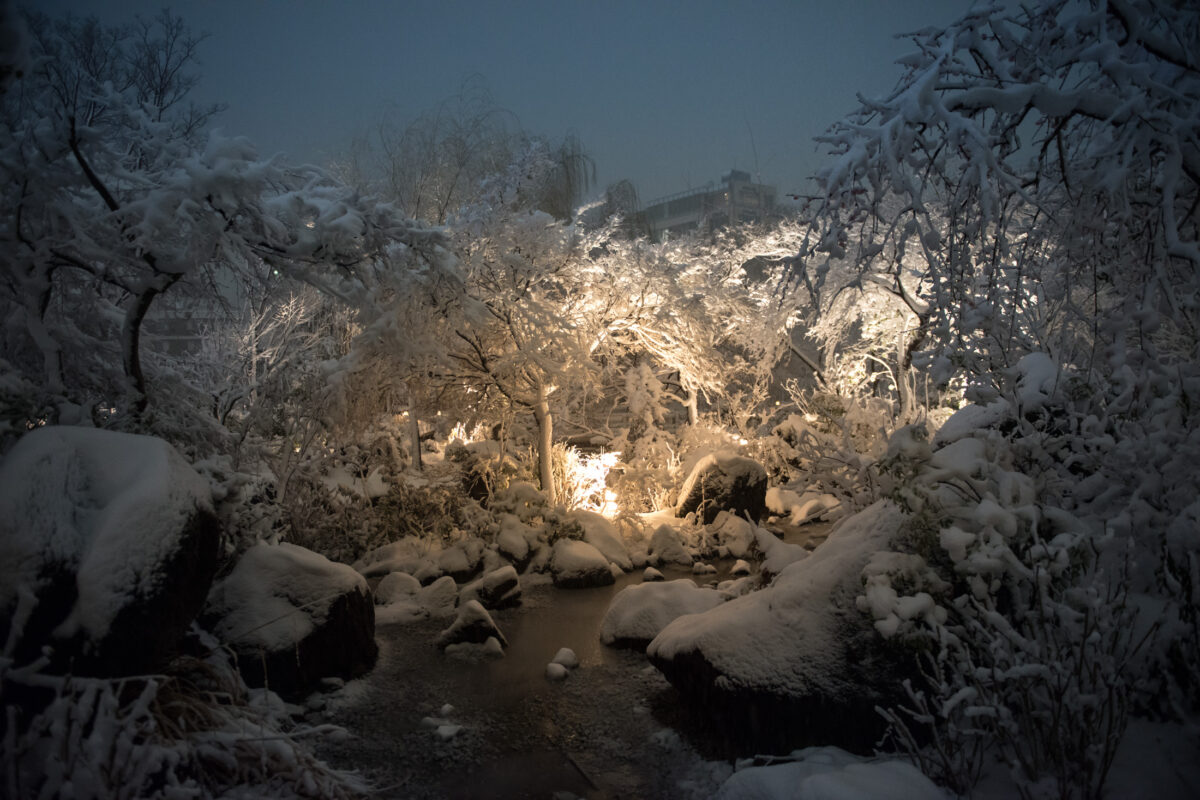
[316, 522, 832, 799]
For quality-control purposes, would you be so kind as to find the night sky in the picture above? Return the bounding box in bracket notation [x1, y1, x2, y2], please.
[35, 0, 969, 203]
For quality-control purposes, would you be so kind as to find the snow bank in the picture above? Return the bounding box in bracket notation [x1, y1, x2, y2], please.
[600, 579, 727, 648]
[715, 747, 946, 800]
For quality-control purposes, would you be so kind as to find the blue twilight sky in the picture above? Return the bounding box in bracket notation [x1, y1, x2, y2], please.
[34, 0, 971, 203]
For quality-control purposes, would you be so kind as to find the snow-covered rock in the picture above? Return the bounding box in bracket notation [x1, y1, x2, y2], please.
[643, 567, 665, 582]
[417, 575, 458, 616]
[647, 501, 912, 752]
[206, 542, 377, 699]
[458, 565, 521, 610]
[437, 540, 484, 582]
[709, 511, 757, 559]
[375, 571, 421, 605]
[352, 536, 429, 578]
[437, 599, 508, 649]
[549, 539, 615, 589]
[600, 579, 727, 649]
[675, 452, 768, 524]
[0, 427, 220, 676]
[496, 514, 533, 567]
[731, 560, 752, 577]
[647, 524, 693, 567]
[569, 509, 633, 571]
[765, 486, 840, 525]
[545, 662, 569, 681]
[714, 746, 945, 800]
[551, 647, 579, 669]
[755, 527, 810, 580]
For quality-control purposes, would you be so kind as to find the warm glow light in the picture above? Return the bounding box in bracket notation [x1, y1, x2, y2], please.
[738, 438, 748, 446]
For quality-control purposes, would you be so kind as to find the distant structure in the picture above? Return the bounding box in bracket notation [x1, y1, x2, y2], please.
[641, 170, 777, 241]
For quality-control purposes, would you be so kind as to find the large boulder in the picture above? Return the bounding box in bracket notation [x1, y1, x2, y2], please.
[647, 501, 911, 753]
[205, 542, 377, 699]
[0, 427, 220, 676]
[675, 452, 768, 525]
[600, 579, 727, 650]
[549, 539, 615, 589]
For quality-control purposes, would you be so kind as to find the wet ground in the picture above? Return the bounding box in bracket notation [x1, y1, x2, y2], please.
[315, 522, 832, 799]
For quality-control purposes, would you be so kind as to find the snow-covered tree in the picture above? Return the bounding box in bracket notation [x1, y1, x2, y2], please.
[795, 0, 1200, 401]
[0, 10, 453, 435]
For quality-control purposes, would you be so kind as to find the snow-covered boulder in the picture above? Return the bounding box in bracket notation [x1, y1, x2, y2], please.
[495, 513, 535, 569]
[0, 427, 220, 676]
[549, 539, 615, 589]
[353, 536, 429, 578]
[600, 579, 727, 650]
[647, 524, 693, 567]
[714, 746, 944, 800]
[437, 599, 507, 649]
[643, 567, 665, 582]
[709, 511, 757, 559]
[205, 542, 377, 699]
[569, 509, 632, 571]
[375, 571, 421, 605]
[647, 501, 912, 752]
[675, 452, 768, 525]
[458, 565, 521, 610]
[437, 540, 484, 582]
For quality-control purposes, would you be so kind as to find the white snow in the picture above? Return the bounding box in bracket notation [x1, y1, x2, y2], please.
[647, 525, 693, 566]
[374, 571, 421, 605]
[207, 542, 367, 651]
[569, 509, 632, 570]
[647, 501, 905, 698]
[714, 747, 947, 800]
[0, 426, 213, 642]
[600, 579, 727, 646]
[549, 539, 611, 583]
[551, 647, 579, 669]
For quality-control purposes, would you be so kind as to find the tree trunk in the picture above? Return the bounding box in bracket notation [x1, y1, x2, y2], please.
[407, 400, 423, 473]
[685, 386, 700, 426]
[532, 382, 555, 503]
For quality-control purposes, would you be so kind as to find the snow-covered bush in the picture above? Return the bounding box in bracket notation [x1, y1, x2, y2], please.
[0, 630, 364, 799]
[860, 353, 1198, 798]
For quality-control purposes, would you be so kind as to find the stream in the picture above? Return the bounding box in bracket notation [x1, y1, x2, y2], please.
[314, 523, 832, 799]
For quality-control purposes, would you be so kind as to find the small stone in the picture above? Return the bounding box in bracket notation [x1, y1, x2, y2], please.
[731, 559, 752, 576]
[436, 724, 462, 740]
[439, 703, 455, 716]
[545, 662, 569, 681]
[551, 647, 579, 669]
[643, 567, 665, 582]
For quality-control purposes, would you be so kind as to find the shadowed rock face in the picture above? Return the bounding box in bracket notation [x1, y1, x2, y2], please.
[233, 586, 378, 700]
[675, 453, 768, 525]
[0, 426, 221, 677]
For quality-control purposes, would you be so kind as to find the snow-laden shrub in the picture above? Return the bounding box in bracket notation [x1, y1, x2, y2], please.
[859, 353, 1198, 799]
[0, 630, 364, 799]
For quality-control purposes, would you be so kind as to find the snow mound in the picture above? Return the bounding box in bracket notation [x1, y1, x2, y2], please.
[600, 579, 727, 648]
[715, 747, 945, 800]
[647, 524, 693, 566]
[375, 571, 421, 605]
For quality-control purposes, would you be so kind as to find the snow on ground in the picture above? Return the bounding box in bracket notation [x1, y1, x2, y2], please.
[715, 747, 948, 800]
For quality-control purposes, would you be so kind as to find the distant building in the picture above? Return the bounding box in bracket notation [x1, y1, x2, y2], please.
[641, 170, 777, 241]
